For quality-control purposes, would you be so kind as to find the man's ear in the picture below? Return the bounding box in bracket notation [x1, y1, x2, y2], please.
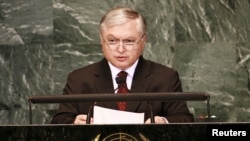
[141, 34, 147, 47]
[99, 33, 104, 43]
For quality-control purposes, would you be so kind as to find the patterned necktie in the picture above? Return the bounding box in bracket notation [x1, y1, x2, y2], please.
[116, 71, 129, 110]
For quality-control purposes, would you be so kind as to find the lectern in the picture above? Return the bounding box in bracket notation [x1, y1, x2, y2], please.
[28, 92, 210, 124]
[26, 92, 212, 140]
[1, 92, 248, 140]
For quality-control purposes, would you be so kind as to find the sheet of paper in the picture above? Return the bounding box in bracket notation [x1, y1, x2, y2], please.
[93, 106, 145, 124]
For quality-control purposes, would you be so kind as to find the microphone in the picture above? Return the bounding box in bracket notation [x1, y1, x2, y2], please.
[115, 74, 131, 93]
[146, 101, 155, 123]
[115, 75, 126, 84]
[86, 102, 97, 124]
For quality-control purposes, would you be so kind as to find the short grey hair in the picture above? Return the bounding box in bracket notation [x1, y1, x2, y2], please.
[100, 7, 146, 35]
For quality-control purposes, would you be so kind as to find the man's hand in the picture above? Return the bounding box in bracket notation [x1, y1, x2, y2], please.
[145, 116, 168, 124]
[73, 114, 93, 124]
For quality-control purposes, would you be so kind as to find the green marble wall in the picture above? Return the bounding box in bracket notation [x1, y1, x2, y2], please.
[0, 0, 249, 124]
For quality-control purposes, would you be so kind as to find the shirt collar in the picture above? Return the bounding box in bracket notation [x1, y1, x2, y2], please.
[108, 59, 139, 79]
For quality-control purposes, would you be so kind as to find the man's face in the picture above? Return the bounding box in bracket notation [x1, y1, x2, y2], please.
[100, 19, 146, 70]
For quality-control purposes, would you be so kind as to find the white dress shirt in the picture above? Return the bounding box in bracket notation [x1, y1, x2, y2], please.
[108, 59, 138, 93]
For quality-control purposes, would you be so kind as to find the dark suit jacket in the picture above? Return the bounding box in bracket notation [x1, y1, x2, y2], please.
[51, 56, 194, 124]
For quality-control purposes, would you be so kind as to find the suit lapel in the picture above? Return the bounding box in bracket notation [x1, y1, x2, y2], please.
[93, 59, 114, 93]
[131, 56, 150, 92]
[92, 59, 117, 109]
[127, 56, 151, 111]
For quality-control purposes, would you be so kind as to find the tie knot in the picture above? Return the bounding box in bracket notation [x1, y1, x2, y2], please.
[116, 71, 127, 84]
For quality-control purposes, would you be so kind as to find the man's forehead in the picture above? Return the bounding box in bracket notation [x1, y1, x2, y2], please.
[101, 19, 142, 32]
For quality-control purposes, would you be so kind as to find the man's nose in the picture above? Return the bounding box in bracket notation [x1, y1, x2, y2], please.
[116, 41, 126, 52]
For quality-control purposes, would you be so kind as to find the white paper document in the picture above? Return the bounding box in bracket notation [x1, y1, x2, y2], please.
[93, 106, 145, 124]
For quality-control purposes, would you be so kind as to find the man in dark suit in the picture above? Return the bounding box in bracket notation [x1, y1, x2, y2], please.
[51, 7, 194, 124]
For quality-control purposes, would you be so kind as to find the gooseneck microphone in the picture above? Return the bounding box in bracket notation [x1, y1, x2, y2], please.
[86, 102, 96, 124]
[115, 73, 131, 93]
[115, 75, 126, 84]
